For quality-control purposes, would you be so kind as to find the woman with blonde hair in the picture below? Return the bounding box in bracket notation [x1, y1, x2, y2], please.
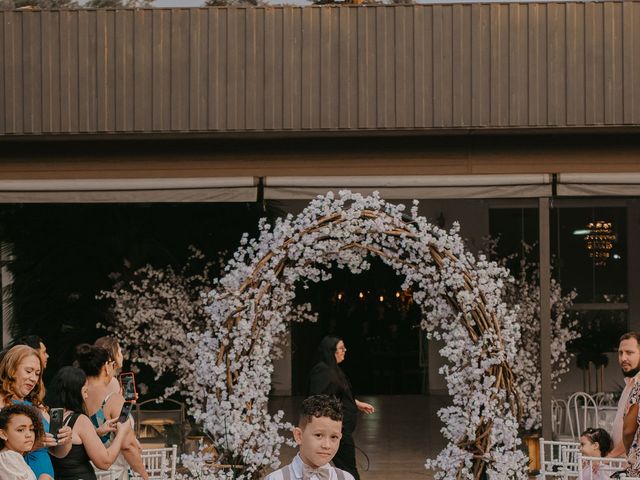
[0, 345, 72, 479]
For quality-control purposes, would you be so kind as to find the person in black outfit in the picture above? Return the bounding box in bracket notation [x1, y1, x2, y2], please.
[307, 336, 375, 480]
[44, 366, 131, 480]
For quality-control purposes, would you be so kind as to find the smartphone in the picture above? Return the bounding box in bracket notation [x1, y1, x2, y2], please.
[118, 401, 134, 423]
[49, 407, 64, 437]
[119, 372, 137, 401]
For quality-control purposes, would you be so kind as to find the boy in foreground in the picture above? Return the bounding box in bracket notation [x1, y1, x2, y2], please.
[265, 395, 355, 480]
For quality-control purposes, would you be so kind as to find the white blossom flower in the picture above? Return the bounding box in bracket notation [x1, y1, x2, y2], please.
[101, 192, 528, 479]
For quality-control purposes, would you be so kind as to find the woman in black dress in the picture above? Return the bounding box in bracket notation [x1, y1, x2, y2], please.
[44, 366, 131, 480]
[307, 336, 375, 480]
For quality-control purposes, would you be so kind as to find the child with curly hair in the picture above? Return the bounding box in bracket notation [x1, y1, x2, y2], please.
[0, 403, 45, 480]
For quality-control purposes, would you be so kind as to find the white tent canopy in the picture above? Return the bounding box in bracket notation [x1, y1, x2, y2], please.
[0, 177, 258, 203]
[557, 173, 640, 196]
[265, 174, 553, 200]
[4, 173, 640, 203]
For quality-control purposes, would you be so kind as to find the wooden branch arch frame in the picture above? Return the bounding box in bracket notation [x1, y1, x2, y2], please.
[196, 192, 523, 480]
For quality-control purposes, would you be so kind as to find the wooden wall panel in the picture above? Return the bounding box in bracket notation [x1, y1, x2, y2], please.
[170, 9, 189, 130]
[471, 4, 490, 126]
[603, 2, 623, 125]
[133, 10, 152, 131]
[4, 12, 23, 133]
[357, 8, 377, 129]
[22, 12, 41, 133]
[2, 3, 640, 136]
[547, 3, 566, 126]
[490, 3, 509, 126]
[509, 4, 528, 126]
[281, 8, 300, 130]
[566, 3, 585, 126]
[527, 3, 547, 126]
[78, 10, 97, 132]
[585, 3, 604, 125]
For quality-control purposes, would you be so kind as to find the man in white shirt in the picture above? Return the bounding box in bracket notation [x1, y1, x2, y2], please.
[609, 332, 640, 458]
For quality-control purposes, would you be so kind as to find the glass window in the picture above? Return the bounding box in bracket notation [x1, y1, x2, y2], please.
[488, 207, 539, 272]
[490, 205, 629, 353]
[553, 207, 627, 303]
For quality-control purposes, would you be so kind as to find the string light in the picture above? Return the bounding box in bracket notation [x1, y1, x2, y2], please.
[358, 292, 364, 299]
[337, 292, 343, 300]
[379, 295, 384, 302]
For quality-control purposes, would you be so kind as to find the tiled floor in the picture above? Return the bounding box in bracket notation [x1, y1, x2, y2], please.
[268, 394, 449, 480]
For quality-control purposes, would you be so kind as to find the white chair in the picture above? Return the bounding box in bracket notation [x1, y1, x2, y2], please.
[130, 445, 178, 480]
[578, 454, 629, 479]
[538, 437, 580, 479]
[552, 398, 571, 440]
[593, 392, 617, 407]
[567, 392, 599, 441]
[94, 470, 118, 480]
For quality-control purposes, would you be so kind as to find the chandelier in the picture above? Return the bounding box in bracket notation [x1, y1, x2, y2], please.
[584, 220, 616, 266]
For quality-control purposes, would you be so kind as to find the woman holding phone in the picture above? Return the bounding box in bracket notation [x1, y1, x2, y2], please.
[0, 345, 73, 480]
[44, 366, 131, 480]
[93, 337, 125, 398]
[74, 344, 148, 480]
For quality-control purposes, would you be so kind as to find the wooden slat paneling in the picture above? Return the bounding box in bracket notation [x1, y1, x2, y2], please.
[134, 9, 153, 131]
[509, 4, 528, 126]
[208, 8, 226, 131]
[585, 3, 604, 125]
[22, 12, 41, 133]
[96, 10, 115, 131]
[244, 7, 263, 130]
[566, 3, 585, 126]
[264, 8, 283, 130]
[301, 8, 319, 129]
[0, 13, 4, 134]
[433, 5, 452, 127]
[471, 3, 490, 126]
[2, 3, 640, 136]
[622, 2, 639, 124]
[603, 2, 623, 124]
[547, 3, 566, 126]
[451, 5, 470, 127]
[60, 11, 79, 132]
[40, 11, 60, 133]
[281, 7, 300, 129]
[170, 9, 189, 130]
[357, 7, 376, 129]
[490, 3, 509, 126]
[4, 12, 23, 133]
[528, 3, 547, 126]
[78, 10, 98, 132]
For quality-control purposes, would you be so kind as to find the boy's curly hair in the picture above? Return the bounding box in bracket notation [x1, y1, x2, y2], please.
[299, 394, 343, 428]
[0, 403, 45, 450]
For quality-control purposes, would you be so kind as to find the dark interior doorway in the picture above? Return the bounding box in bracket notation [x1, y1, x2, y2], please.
[291, 258, 426, 395]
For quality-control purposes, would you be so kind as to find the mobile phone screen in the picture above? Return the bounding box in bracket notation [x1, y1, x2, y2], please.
[49, 408, 64, 436]
[119, 373, 136, 401]
[118, 401, 133, 423]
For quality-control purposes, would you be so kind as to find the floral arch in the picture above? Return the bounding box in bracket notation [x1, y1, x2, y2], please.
[183, 191, 527, 480]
